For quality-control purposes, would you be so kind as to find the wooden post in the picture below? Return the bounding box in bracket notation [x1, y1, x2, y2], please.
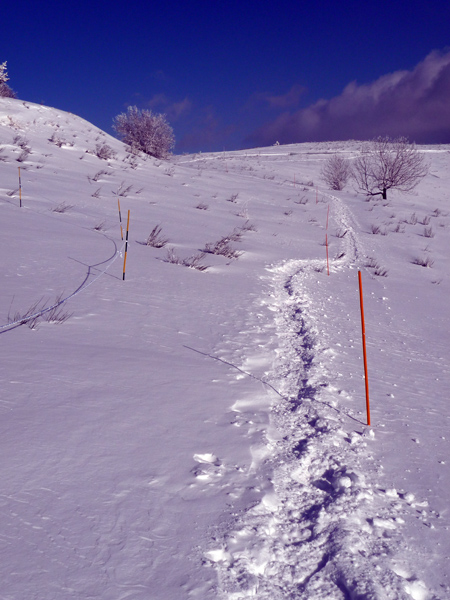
[18, 167, 22, 208]
[118, 199, 123, 240]
[358, 271, 371, 426]
[123, 210, 130, 281]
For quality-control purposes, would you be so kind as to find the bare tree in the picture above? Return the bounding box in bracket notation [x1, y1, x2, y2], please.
[320, 154, 351, 190]
[352, 137, 428, 200]
[113, 106, 175, 159]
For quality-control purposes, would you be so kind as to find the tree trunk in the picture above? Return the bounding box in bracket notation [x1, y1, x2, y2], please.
[382, 188, 387, 200]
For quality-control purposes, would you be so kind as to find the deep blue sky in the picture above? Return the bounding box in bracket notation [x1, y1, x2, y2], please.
[2, 0, 450, 153]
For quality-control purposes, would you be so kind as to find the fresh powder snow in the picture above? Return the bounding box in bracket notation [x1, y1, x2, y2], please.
[0, 97, 449, 599]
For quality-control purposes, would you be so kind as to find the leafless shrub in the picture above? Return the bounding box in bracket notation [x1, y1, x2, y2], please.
[51, 202, 74, 213]
[6, 188, 18, 197]
[419, 215, 431, 225]
[431, 208, 442, 217]
[163, 248, 209, 271]
[294, 196, 308, 205]
[369, 224, 387, 235]
[196, 202, 209, 210]
[91, 188, 101, 198]
[94, 143, 117, 160]
[240, 220, 257, 232]
[374, 266, 388, 277]
[113, 106, 175, 159]
[123, 152, 139, 169]
[88, 169, 109, 183]
[320, 154, 351, 190]
[16, 149, 30, 162]
[203, 227, 244, 259]
[352, 136, 428, 199]
[364, 257, 377, 268]
[392, 222, 405, 233]
[93, 220, 107, 231]
[365, 256, 389, 276]
[412, 256, 434, 268]
[8, 294, 72, 329]
[423, 226, 435, 238]
[408, 212, 417, 225]
[138, 225, 169, 248]
[227, 192, 239, 203]
[335, 228, 347, 238]
[0, 147, 6, 162]
[115, 181, 133, 197]
[48, 132, 65, 147]
[284, 209, 293, 216]
[13, 135, 29, 149]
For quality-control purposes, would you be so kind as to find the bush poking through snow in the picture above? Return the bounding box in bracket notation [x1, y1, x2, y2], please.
[202, 226, 246, 259]
[8, 294, 72, 329]
[412, 255, 434, 268]
[94, 143, 117, 160]
[51, 202, 74, 213]
[365, 257, 389, 276]
[370, 224, 387, 235]
[93, 220, 107, 232]
[88, 170, 109, 183]
[163, 248, 209, 271]
[320, 155, 351, 190]
[16, 149, 30, 163]
[138, 225, 169, 248]
[113, 106, 175, 159]
[114, 181, 133, 197]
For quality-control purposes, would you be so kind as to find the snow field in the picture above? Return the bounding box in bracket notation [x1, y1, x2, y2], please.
[1, 98, 449, 599]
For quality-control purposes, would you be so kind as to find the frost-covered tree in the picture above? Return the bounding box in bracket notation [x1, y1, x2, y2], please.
[113, 106, 175, 159]
[352, 137, 428, 200]
[320, 154, 351, 190]
[0, 61, 17, 98]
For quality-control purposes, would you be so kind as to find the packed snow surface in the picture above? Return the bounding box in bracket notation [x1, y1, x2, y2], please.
[1, 98, 449, 599]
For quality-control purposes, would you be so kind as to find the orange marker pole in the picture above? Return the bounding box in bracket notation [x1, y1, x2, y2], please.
[122, 210, 130, 281]
[18, 167, 22, 208]
[358, 271, 371, 426]
[118, 199, 123, 240]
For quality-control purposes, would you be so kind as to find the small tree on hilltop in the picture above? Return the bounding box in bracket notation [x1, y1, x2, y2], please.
[352, 136, 428, 200]
[320, 154, 351, 190]
[113, 106, 175, 159]
[0, 61, 17, 98]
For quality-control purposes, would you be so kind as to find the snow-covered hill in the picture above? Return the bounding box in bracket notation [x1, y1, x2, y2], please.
[1, 97, 449, 599]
